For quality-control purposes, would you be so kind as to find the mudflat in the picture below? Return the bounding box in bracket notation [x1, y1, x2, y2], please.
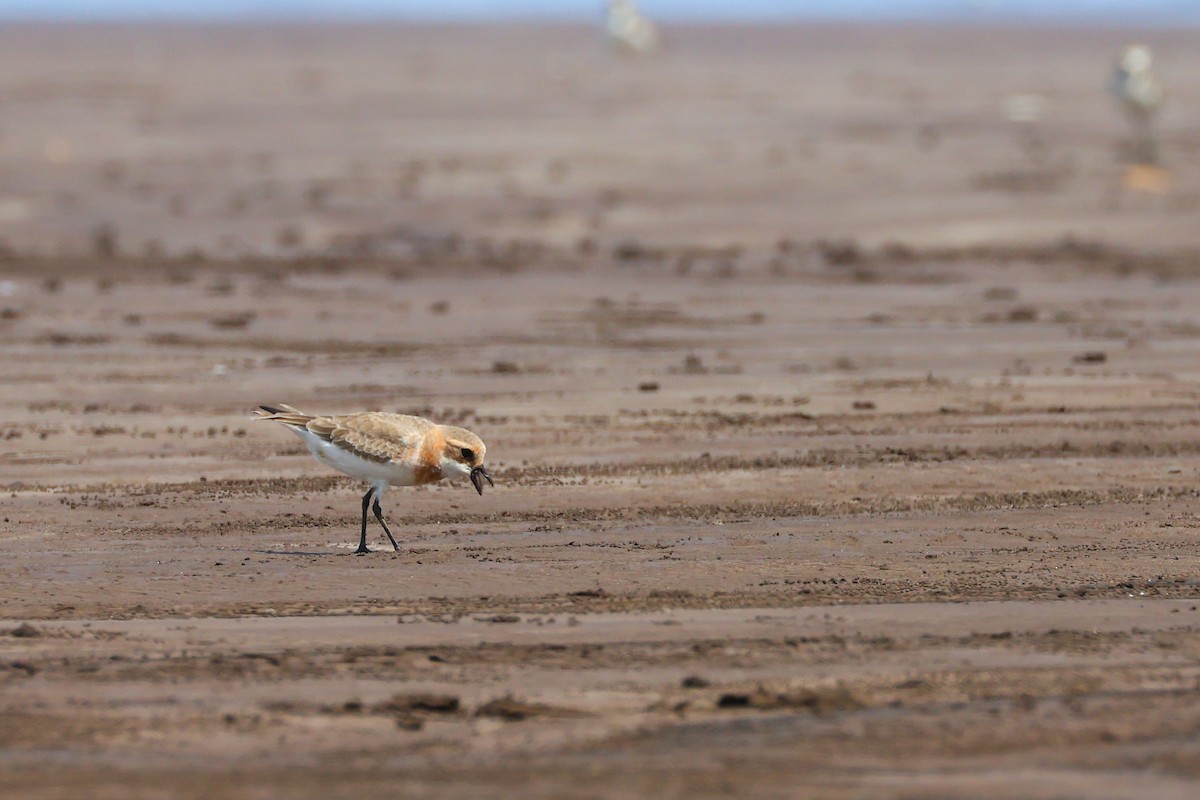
[3, 22, 1200, 799]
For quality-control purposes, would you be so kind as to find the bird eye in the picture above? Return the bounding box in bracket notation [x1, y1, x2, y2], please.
[460, 448, 475, 462]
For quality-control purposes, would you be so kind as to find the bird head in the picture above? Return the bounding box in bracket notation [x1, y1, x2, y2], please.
[440, 427, 494, 495]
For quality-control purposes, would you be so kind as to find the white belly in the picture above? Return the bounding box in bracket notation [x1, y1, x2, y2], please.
[292, 427, 427, 487]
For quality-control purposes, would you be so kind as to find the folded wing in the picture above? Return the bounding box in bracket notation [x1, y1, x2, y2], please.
[312, 412, 432, 464]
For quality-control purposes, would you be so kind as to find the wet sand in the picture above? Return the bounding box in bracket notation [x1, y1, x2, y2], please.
[3, 21, 1200, 799]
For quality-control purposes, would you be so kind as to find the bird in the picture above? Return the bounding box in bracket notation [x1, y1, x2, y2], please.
[253, 404, 493, 554]
[606, 0, 660, 56]
[1109, 44, 1165, 165]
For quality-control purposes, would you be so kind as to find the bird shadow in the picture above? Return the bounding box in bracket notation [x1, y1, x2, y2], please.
[250, 549, 343, 557]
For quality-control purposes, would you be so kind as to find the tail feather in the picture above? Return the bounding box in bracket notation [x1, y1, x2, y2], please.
[252, 404, 314, 428]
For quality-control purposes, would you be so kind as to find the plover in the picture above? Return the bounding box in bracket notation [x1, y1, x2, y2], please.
[1109, 44, 1165, 164]
[606, 0, 659, 56]
[254, 404, 492, 554]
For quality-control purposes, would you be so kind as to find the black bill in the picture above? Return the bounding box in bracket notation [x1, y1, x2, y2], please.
[470, 466, 494, 496]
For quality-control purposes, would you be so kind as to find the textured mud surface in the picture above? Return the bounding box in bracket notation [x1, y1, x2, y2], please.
[3, 22, 1200, 799]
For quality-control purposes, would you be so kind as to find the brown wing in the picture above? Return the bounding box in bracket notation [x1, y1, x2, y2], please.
[306, 413, 434, 464]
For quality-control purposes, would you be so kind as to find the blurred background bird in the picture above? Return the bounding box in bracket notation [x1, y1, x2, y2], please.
[606, 0, 660, 56]
[1109, 43, 1165, 166]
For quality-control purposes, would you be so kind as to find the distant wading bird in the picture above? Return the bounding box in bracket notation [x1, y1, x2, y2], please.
[606, 0, 660, 56]
[254, 405, 492, 554]
[1109, 44, 1165, 165]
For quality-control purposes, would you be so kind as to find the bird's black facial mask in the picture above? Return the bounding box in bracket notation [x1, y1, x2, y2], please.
[470, 466, 494, 496]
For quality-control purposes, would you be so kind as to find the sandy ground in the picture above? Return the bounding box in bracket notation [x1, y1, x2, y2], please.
[3, 21, 1200, 799]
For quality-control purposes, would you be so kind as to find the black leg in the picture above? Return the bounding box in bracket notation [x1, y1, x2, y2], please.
[356, 487, 375, 555]
[372, 497, 401, 552]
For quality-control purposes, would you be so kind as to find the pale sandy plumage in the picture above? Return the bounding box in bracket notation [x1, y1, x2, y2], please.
[253, 404, 492, 554]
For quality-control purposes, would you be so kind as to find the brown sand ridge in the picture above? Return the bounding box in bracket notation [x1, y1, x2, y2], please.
[3, 21, 1200, 799]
